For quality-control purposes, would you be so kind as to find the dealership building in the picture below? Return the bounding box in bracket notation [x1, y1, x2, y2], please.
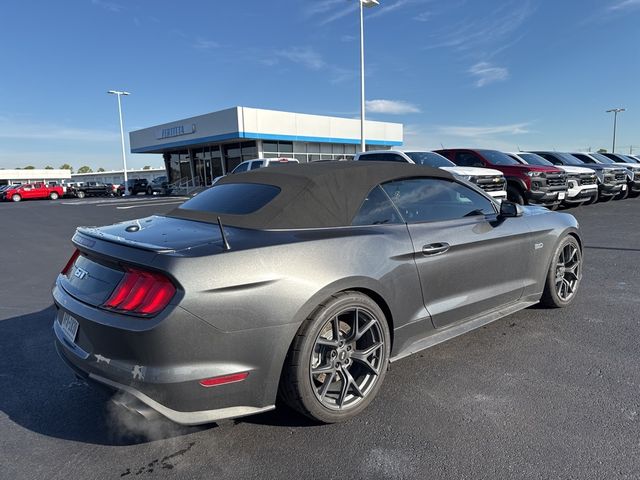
[129, 106, 403, 187]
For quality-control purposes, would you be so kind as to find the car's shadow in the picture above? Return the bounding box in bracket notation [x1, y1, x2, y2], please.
[0, 306, 213, 445]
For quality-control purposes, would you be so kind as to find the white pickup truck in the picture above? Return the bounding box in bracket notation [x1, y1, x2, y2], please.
[354, 150, 507, 200]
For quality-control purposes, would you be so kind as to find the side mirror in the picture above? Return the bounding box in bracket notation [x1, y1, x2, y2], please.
[499, 200, 523, 218]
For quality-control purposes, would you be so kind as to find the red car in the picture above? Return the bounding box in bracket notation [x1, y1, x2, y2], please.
[3, 183, 64, 202]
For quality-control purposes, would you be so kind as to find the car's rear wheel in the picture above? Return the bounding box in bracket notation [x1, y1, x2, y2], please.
[49, 192, 59, 200]
[507, 186, 525, 205]
[540, 236, 582, 308]
[12, 194, 21, 202]
[280, 291, 391, 423]
[76, 191, 85, 199]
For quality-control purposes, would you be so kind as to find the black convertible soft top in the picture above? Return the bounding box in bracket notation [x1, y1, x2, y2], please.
[169, 161, 453, 229]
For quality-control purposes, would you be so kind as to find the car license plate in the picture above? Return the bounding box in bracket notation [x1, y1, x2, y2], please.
[622, 184, 627, 191]
[558, 192, 566, 200]
[60, 312, 79, 343]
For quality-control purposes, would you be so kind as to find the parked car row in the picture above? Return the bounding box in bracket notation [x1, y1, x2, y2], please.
[353, 149, 640, 209]
[1, 177, 169, 202]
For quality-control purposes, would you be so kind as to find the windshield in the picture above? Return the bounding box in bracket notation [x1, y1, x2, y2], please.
[591, 153, 614, 164]
[518, 153, 553, 166]
[405, 152, 454, 167]
[555, 153, 585, 166]
[477, 150, 520, 165]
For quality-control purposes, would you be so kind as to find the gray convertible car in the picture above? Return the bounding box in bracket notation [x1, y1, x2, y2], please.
[53, 162, 582, 424]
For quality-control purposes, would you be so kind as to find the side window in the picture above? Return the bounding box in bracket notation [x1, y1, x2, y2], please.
[359, 153, 407, 163]
[575, 155, 594, 164]
[381, 178, 495, 224]
[232, 162, 250, 174]
[352, 185, 402, 226]
[454, 152, 483, 167]
[250, 160, 264, 170]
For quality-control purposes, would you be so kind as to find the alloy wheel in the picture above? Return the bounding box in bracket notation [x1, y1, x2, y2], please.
[555, 243, 581, 302]
[309, 307, 384, 410]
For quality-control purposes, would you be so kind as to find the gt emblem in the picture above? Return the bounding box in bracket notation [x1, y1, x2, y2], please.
[534, 243, 544, 250]
[74, 266, 89, 279]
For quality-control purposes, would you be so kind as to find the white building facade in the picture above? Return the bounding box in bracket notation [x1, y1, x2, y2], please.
[0, 169, 71, 186]
[129, 106, 403, 187]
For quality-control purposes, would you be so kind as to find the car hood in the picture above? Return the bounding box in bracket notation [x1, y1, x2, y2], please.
[440, 166, 503, 177]
[557, 165, 596, 175]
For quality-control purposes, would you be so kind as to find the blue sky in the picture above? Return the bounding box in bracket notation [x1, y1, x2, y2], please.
[1, 0, 639, 170]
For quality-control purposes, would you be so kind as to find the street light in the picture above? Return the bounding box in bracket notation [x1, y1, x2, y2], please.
[357, 0, 379, 152]
[108, 90, 130, 194]
[606, 107, 625, 153]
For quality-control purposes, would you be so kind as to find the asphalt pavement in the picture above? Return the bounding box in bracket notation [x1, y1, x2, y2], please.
[0, 195, 639, 480]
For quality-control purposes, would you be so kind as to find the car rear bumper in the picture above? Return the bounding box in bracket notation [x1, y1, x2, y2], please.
[52, 280, 293, 425]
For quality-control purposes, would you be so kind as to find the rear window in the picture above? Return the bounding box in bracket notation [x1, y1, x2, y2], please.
[178, 183, 280, 215]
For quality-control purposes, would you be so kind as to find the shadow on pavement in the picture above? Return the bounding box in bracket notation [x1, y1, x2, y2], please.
[0, 306, 211, 445]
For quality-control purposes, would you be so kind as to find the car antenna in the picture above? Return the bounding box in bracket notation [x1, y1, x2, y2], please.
[217, 216, 231, 251]
[440, 143, 445, 149]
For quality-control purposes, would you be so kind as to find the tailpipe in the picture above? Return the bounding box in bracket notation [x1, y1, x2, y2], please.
[111, 393, 161, 421]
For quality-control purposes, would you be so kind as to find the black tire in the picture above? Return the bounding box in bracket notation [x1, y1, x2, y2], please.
[146, 187, 153, 195]
[279, 291, 391, 423]
[76, 191, 86, 199]
[548, 203, 559, 211]
[615, 187, 629, 201]
[628, 190, 640, 198]
[507, 185, 525, 205]
[49, 192, 59, 200]
[540, 236, 582, 308]
[599, 195, 613, 203]
[583, 194, 598, 205]
[11, 194, 21, 202]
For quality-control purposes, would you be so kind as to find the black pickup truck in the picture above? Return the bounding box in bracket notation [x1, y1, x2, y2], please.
[73, 182, 115, 199]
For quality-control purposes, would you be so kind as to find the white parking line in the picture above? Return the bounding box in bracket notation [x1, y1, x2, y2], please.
[115, 200, 185, 210]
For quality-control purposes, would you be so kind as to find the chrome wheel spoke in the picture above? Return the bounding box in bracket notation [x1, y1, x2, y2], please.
[316, 337, 339, 347]
[342, 367, 364, 398]
[311, 363, 335, 375]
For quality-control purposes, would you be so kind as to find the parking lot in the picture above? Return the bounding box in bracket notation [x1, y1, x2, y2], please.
[1, 196, 639, 480]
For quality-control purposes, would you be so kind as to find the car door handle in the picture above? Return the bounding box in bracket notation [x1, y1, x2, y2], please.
[422, 243, 450, 256]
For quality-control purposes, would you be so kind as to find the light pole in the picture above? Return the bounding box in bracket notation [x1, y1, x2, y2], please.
[108, 90, 130, 194]
[606, 108, 625, 153]
[357, 0, 379, 152]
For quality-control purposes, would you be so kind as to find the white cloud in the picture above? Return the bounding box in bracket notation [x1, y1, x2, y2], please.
[609, 0, 640, 10]
[276, 47, 326, 70]
[437, 123, 530, 137]
[468, 62, 509, 87]
[366, 99, 421, 115]
[0, 120, 119, 143]
[91, 0, 124, 13]
[193, 39, 220, 50]
[413, 11, 432, 22]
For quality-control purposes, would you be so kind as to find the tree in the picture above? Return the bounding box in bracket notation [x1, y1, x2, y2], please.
[59, 163, 74, 173]
[24, 165, 35, 170]
[97, 167, 105, 172]
[597, 148, 607, 153]
[143, 165, 152, 170]
[45, 165, 54, 170]
[77, 166, 93, 174]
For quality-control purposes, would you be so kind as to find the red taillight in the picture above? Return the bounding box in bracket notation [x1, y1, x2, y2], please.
[103, 267, 176, 316]
[61, 249, 80, 276]
[199, 372, 249, 388]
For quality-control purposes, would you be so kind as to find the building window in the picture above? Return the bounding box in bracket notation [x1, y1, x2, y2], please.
[263, 141, 278, 153]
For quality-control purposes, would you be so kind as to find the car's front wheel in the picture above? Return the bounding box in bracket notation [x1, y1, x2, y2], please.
[76, 191, 86, 199]
[11, 194, 21, 202]
[280, 291, 391, 423]
[540, 235, 582, 308]
[49, 192, 59, 200]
